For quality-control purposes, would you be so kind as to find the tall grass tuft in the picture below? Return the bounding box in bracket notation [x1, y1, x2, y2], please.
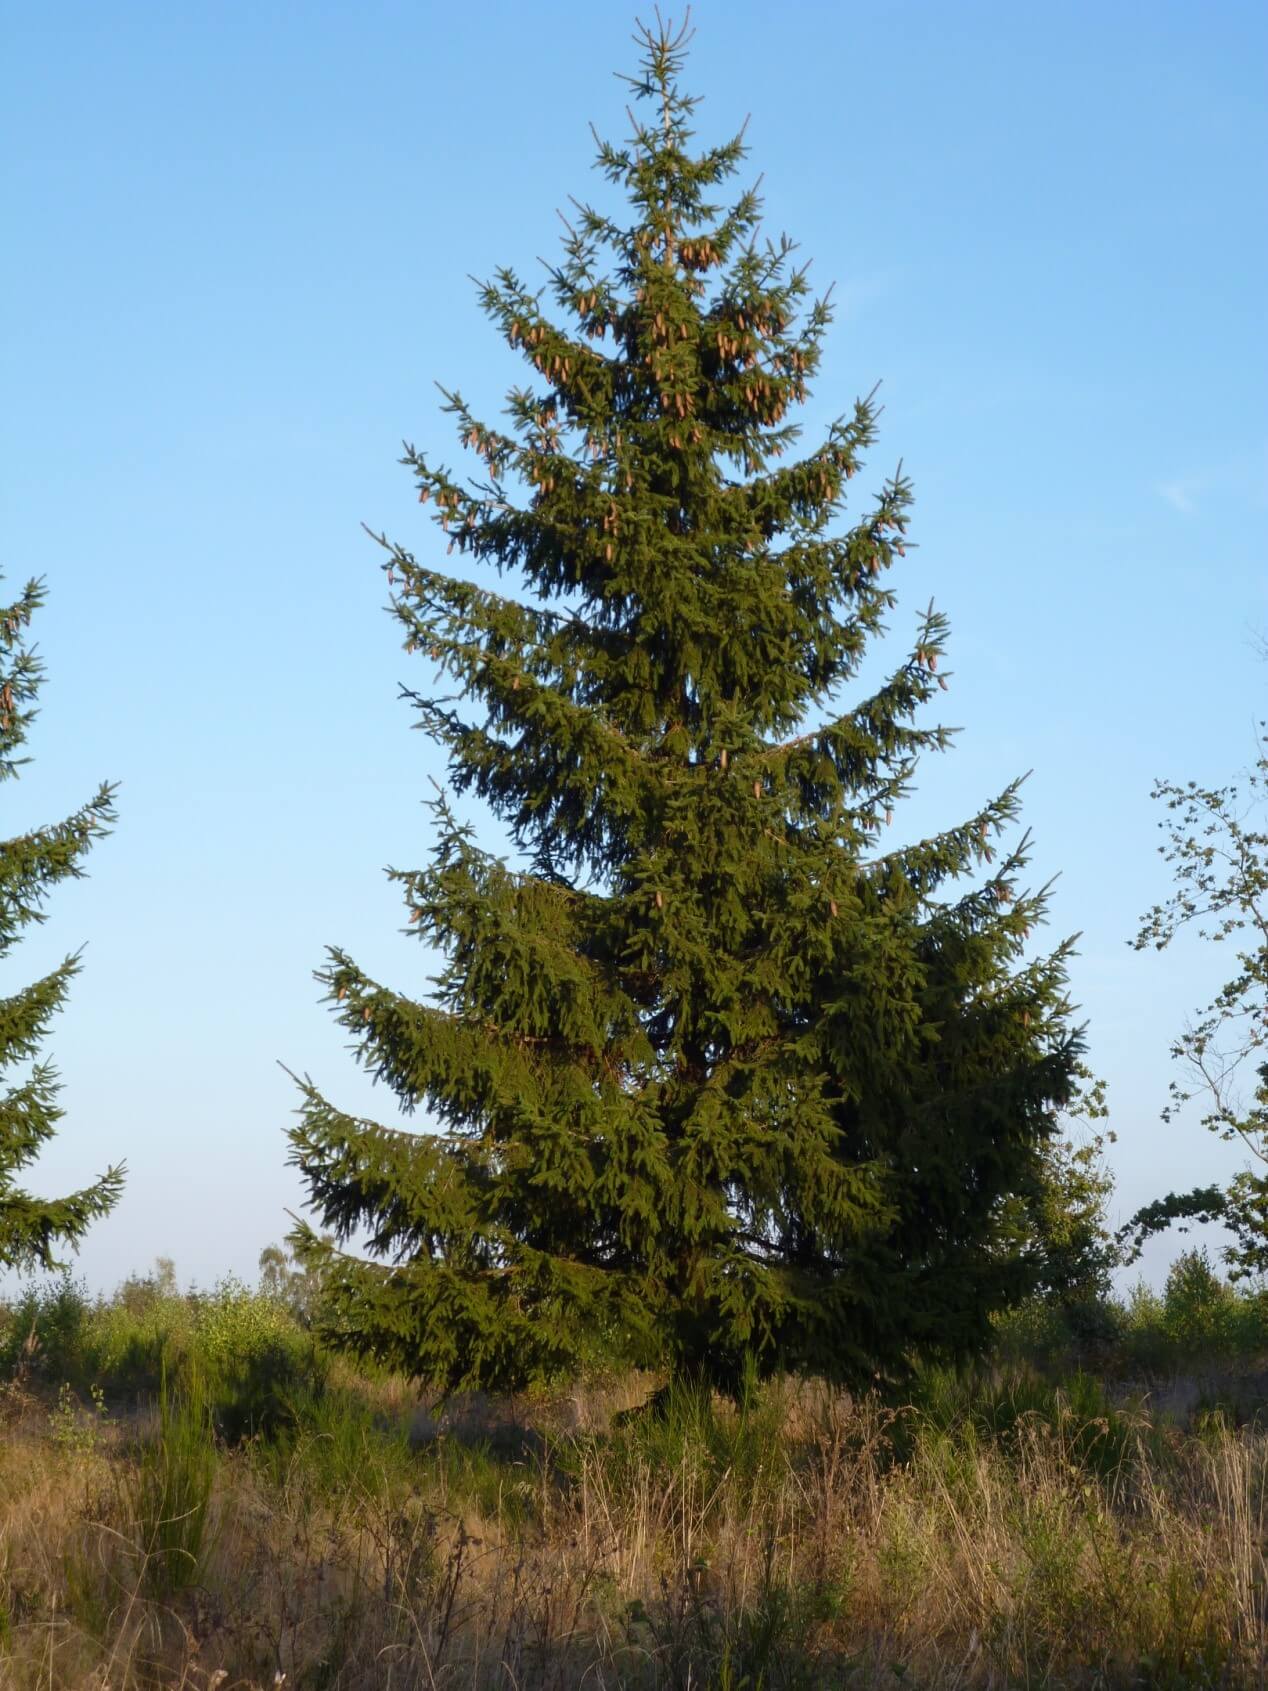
[127, 1356, 218, 1595]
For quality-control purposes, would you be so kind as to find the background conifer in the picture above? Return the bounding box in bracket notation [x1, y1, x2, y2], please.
[0, 577, 122, 1271]
[289, 15, 1081, 1393]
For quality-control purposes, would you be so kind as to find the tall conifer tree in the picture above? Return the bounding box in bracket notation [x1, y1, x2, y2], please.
[0, 577, 122, 1271]
[290, 16, 1081, 1393]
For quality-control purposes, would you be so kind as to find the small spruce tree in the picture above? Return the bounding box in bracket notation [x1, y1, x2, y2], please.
[289, 16, 1081, 1394]
[0, 577, 123, 1271]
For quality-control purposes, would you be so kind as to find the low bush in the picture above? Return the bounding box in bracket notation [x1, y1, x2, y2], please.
[1, 1265, 323, 1438]
[993, 1249, 1268, 1381]
[193, 1275, 322, 1441]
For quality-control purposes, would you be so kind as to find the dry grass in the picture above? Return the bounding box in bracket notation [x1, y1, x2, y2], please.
[1, 1369, 1266, 1689]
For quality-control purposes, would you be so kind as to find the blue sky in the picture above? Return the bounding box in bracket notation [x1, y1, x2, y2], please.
[3, 0, 1265, 1293]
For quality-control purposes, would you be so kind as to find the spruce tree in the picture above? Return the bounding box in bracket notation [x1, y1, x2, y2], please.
[289, 16, 1081, 1394]
[0, 577, 123, 1271]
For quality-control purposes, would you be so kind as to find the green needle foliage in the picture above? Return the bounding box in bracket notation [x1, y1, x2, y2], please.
[289, 15, 1081, 1395]
[0, 576, 123, 1271]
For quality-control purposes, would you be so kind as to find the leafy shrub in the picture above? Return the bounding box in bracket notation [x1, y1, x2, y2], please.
[2, 1265, 333, 1437]
[1162, 1248, 1237, 1350]
[1113, 1250, 1268, 1375]
[997, 1251, 1268, 1381]
[46, 1380, 110, 1457]
[195, 1275, 300, 1371]
[993, 1293, 1125, 1373]
[86, 1288, 195, 1398]
[194, 1276, 322, 1440]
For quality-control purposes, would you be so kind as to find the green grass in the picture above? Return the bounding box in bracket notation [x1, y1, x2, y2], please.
[125, 1358, 218, 1596]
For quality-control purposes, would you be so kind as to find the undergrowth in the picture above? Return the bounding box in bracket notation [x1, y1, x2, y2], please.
[0, 1257, 1265, 1687]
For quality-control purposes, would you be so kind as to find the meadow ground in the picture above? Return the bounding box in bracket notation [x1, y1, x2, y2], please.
[1, 1262, 1266, 1690]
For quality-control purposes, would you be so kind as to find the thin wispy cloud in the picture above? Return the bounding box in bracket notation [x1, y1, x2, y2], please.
[1158, 476, 1200, 514]
[833, 272, 895, 320]
[1157, 442, 1268, 515]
